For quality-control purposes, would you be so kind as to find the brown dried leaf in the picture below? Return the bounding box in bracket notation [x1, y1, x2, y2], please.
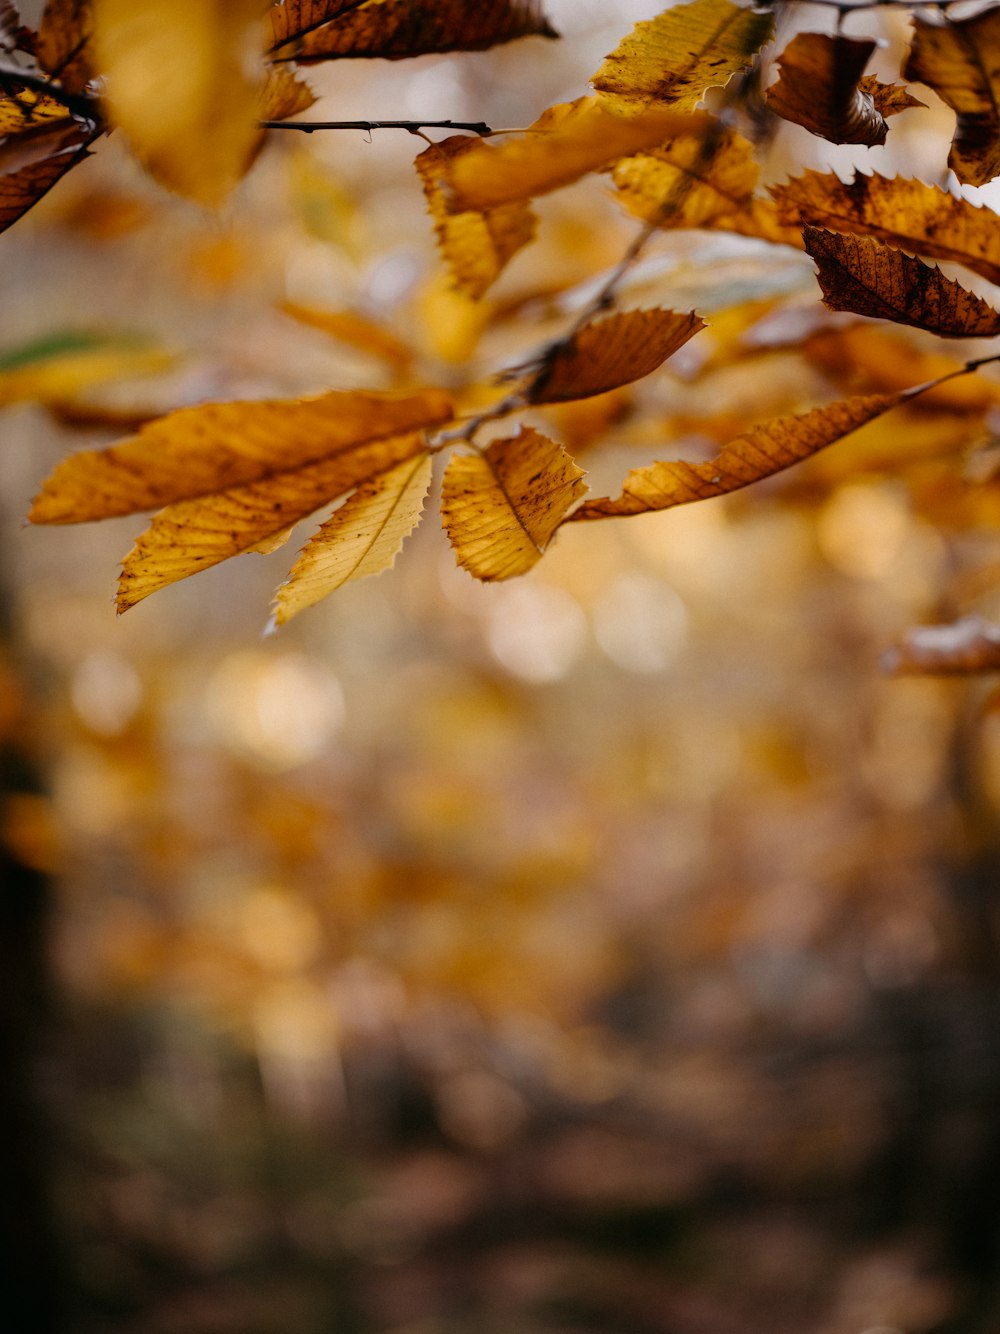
[0, 90, 94, 232]
[905, 7, 1000, 186]
[884, 615, 1000, 675]
[529, 308, 704, 404]
[117, 428, 435, 611]
[441, 96, 712, 214]
[31, 387, 453, 522]
[572, 388, 927, 520]
[267, 0, 365, 51]
[417, 135, 536, 299]
[92, 0, 266, 206]
[593, 0, 773, 113]
[36, 0, 93, 95]
[289, 0, 556, 62]
[442, 427, 586, 579]
[766, 33, 888, 147]
[272, 452, 432, 623]
[861, 75, 924, 121]
[804, 228, 1000, 339]
[772, 170, 1000, 288]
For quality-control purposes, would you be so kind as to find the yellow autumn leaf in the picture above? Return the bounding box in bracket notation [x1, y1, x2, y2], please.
[771, 170, 1000, 288]
[92, 0, 266, 206]
[116, 429, 435, 610]
[280, 301, 413, 370]
[765, 33, 889, 147]
[289, 0, 557, 62]
[529, 308, 705, 403]
[260, 66, 316, 121]
[804, 228, 1000, 338]
[416, 135, 536, 300]
[572, 387, 934, 520]
[592, 0, 773, 113]
[440, 96, 713, 214]
[0, 336, 173, 407]
[905, 6, 1000, 186]
[441, 427, 586, 579]
[31, 387, 453, 522]
[272, 452, 432, 623]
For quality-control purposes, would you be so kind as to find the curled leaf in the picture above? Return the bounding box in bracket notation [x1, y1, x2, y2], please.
[442, 427, 586, 579]
[766, 33, 889, 147]
[883, 615, 1000, 675]
[804, 227, 1000, 339]
[593, 0, 773, 113]
[273, 452, 432, 623]
[529, 308, 704, 403]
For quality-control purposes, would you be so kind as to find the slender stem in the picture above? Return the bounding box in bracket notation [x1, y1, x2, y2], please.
[260, 118, 493, 136]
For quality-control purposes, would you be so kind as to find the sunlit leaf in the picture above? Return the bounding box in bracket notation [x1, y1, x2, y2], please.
[883, 615, 1000, 675]
[442, 427, 586, 579]
[766, 33, 894, 147]
[280, 300, 412, 369]
[288, 0, 557, 62]
[36, 0, 93, 95]
[572, 386, 931, 520]
[528, 308, 704, 403]
[0, 331, 172, 406]
[440, 96, 711, 214]
[593, 0, 773, 113]
[905, 6, 1000, 186]
[92, 0, 266, 206]
[260, 65, 316, 121]
[117, 428, 435, 610]
[31, 387, 453, 522]
[771, 169, 1000, 288]
[804, 228, 1000, 338]
[417, 135, 536, 299]
[273, 452, 432, 622]
[267, 0, 365, 51]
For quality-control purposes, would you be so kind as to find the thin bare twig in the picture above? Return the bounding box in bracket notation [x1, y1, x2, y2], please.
[261, 118, 493, 136]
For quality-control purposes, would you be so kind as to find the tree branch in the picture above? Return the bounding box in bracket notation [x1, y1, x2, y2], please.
[260, 117, 493, 136]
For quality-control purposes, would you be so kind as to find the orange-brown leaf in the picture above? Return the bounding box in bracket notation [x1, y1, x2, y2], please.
[441, 96, 712, 214]
[280, 301, 412, 369]
[883, 616, 1000, 675]
[804, 228, 1000, 339]
[765, 33, 888, 146]
[572, 388, 927, 520]
[416, 134, 535, 299]
[529, 308, 704, 403]
[36, 0, 93, 95]
[267, 0, 364, 52]
[593, 0, 773, 113]
[290, 0, 556, 62]
[771, 170, 1000, 288]
[0, 90, 94, 232]
[260, 65, 315, 121]
[441, 427, 586, 579]
[905, 7, 1000, 186]
[861, 75, 924, 121]
[31, 387, 453, 523]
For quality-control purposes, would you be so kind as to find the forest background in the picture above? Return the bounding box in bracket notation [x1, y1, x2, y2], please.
[4, 0, 1000, 1331]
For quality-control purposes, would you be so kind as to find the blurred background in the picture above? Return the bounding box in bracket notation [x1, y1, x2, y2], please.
[4, 1, 1000, 1330]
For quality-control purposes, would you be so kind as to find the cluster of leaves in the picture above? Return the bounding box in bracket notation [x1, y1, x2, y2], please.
[9, 0, 1000, 661]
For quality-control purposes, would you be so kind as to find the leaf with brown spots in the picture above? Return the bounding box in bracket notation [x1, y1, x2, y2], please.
[0, 88, 95, 233]
[289, 0, 557, 62]
[593, 0, 773, 113]
[442, 427, 586, 580]
[771, 170, 1000, 288]
[804, 228, 1000, 339]
[260, 66, 316, 121]
[266, 0, 366, 52]
[571, 385, 937, 521]
[905, 6, 1000, 186]
[416, 135, 536, 300]
[528, 308, 705, 404]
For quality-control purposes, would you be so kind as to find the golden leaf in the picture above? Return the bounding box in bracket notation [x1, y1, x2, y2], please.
[572, 388, 928, 520]
[260, 65, 316, 121]
[116, 428, 434, 610]
[91, 0, 266, 206]
[529, 308, 705, 403]
[611, 127, 798, 245]
[884, 616, 1000, 675]
[288, 0, 557, 62]
[267, 0, 364, 51]
[905, 7, 1000, 186]
[272, 452, 432, 623]
[771, 170, 1000, 288]
[765, 33, 889, 146]
[280, 300, 412, 369]
[0, 334, 173, 407]
[804, 227, 1000, 338]
[593, 0, 773, 113]
[31, 387, 453, 522]
[441, 427, 586, 579]
[441, 96, 711, 214]
[416, 135, 536, 299]
[36, 0, 93, 95]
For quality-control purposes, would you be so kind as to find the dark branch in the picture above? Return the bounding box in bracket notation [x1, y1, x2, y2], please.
[0, 61, 98, 122]
[260, 117, 493, 136]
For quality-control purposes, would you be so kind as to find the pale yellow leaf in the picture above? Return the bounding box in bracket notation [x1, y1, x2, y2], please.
[273, 452, 432, 622]
[441, 426, 586, 580]
[92, 0, 266, 205]
[593, 0, 774, 113]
